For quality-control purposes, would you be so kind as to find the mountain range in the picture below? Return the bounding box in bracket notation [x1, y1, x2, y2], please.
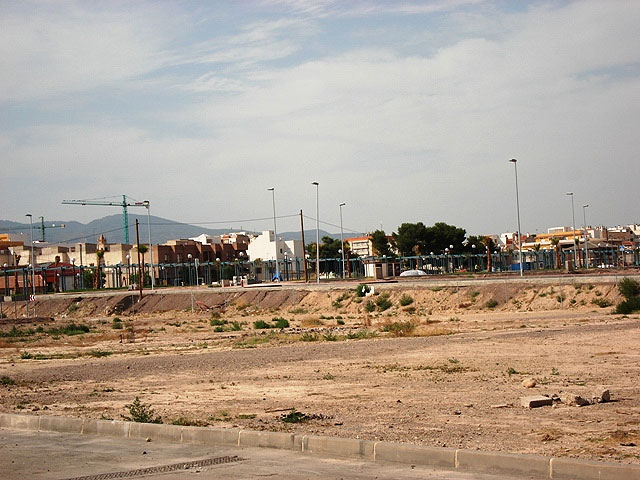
[0, 214, 340, 246]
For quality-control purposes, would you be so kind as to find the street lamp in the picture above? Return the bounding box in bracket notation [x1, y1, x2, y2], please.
[566, 192, 578, 269]
[71, 257, 76, 290]
[125, 254, 131, 287]
[187, 253, 193, 286]
[143, 200, 154, 290]
[582, 204, 589, 269]
[267, 188, 280, 280]
[339, 202, 346, 279]
[2, 263, 7, 296]
[509, 159, 524, 277]
[312, 182, 320, 284]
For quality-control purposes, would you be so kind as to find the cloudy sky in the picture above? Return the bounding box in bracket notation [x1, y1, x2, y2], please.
[1, 0, 639, 238]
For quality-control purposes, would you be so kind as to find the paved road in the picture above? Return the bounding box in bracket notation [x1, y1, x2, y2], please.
[1, 429, 526, 480]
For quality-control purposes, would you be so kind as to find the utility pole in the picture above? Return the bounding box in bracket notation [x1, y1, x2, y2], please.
[136, 219, 143, 301]
[300, 210, 308, 282]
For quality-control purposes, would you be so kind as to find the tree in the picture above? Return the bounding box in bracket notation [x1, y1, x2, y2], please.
[371, 230, 393, 257]
[393, 222, 428, 256]
[425, 222, 467, 253]
[319, 236, 341, 258]
[550, 238, 561, 269]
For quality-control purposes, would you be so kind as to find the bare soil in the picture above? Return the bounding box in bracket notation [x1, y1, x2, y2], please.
[1, 279, 639, 465]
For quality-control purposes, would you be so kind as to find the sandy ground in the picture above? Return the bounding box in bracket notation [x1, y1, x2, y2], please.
[1, 278, 639, 465]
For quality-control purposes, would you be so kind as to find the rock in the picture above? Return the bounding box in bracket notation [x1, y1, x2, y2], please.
[521, 395, 553, 408]
[522, 378, 537, 388]
[491, 404, 510, 409]
[597, 389, 611, 403]
[567, 395, 591, 407]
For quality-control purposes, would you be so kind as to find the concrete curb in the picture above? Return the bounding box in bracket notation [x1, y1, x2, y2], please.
[1, 413, 639, 479]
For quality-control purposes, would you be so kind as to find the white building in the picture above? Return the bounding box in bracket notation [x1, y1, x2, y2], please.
[247, 231, 304, 263]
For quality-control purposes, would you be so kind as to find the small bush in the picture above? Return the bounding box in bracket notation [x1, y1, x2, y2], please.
[88, 350, 113, 358]
[376, 293, 393, 311]
[485, 299, 498, 309]
[122, 396, 162, 424]
[619, 278, 640, 300]
[281, 408, 308, 423]
[253, 320, 271, 329]
[112, 318, 123, 330]
[336, 319, 345, 325]
[364, 300, 375, 313]
[399, 294, 414, 306]
[323, 332, 337, 341]
[591, 298, 613, 308]
[382, 320, 416, 337]
[210, 318, 227, 326]
[20, 351, 32, 359]
[300, 332, 319, 342]
[506, 367, 519, 376]
[273, 317, 290, 329]
[1, 376, 16, 385]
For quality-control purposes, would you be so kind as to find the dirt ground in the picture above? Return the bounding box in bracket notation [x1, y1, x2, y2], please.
[1, 278, 639, 465]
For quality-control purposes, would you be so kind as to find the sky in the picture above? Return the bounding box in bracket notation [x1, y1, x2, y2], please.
[1, 0, 639, 238]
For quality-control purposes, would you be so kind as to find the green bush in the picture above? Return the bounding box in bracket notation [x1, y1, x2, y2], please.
[272, 317, 290, 329]
[281, 408, 308, 423]
[112, 318, 123, 329]
[485, 299, 498, 309]
[364, 300, 375, 313]
[0, 376, 16, 385]
[615, 296, 640, 314]
[376, 293, 393, 311]
[253, 320, 271, 329]
[399, 294, 414, 306]
[591, 298, 613, 308]
[122, 396, 162, 424]
[619, 278, 640, 300]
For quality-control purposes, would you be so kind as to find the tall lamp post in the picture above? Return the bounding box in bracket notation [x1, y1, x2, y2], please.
[509, 159, 524, 276]
[267, 188, 280, 280]
[566, 192, 578, 269]
[143, 200, 154, 290]
[582, 204, 590, 269]
[339, 202, 346, 279]
[312, 182, 320, 284]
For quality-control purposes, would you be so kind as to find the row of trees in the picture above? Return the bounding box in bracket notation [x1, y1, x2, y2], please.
[305, 222, 494, 259]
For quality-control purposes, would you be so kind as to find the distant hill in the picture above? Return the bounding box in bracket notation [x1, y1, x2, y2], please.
[0, 214, 340, 245]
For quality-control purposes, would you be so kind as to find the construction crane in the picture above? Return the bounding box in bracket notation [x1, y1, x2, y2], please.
[38, 216, 66, 242]
[61, 195, 148, 244]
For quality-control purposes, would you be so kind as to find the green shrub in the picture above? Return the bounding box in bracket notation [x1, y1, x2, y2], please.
[281, 408, 308, 423]
[122, 396, 162, 424]
[253, 320, 271, 329]
[399, 294, 414, 306]
[376, 293, 393, 311]
[356, 284, 371, 297]
[485, 299, 498, 309]
[619, 278, 640, 300]
[615, 296, 640, 314]
[0, 376, 16, 385]
[300, 332, 319, 342]
[273, 317, 290, 329]
[364, 300, 375, 313]
[591, 298, 613, 308]
[336, 319, 345, 325]
[210, 318, 227, 326]
[112, 318, 123, 330]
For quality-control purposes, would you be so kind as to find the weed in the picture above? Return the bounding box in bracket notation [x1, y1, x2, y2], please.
[211, 311, 222, 320]
[20, 351, 32, 359]
[591, 298, 613, 308]
[233, 335, 273, 348]
[551, 367, 559, 376]
[323, 332, 337, 341]
[506, 367, 519, 376]
[253, 320, 271, 329]
[336, 319, 345, 325]
[210, 318, 227, 326]
[556, 294, 565, 303]
[67, 303, 79, 313]
[281, 408, 308, 423]
[289, 307, 307, 314]
[171, 417, 207, 427]
[376, 293, 393, 311]
[88, 350, 113, 358]
[594, 290, 602, 297]
[322, 373, 335, 380]
[345, 330, 377, 340]
[364, 300, 375, 313]
[616, 296, 640, 314]
[431, 286, 443, 292]
[448, 317, 460, 322]
[112, 318, 123, 329]
[122, 396, 162, 424]
[236, 413, 257, 419]
[470, 291, 480, 298]
[485, 299, 499, 309]
[300, 332, 319, 342]
[404, 306, 416, 314]
[382, 320, 416, 337]
[0, 376, 16, 385]
[448, 357, 459, 364]
[399, 294, 414, 306]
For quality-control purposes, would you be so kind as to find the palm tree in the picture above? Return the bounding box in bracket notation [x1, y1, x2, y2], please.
[533, 243, 542, 269]
[138, 245, 149, 287]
